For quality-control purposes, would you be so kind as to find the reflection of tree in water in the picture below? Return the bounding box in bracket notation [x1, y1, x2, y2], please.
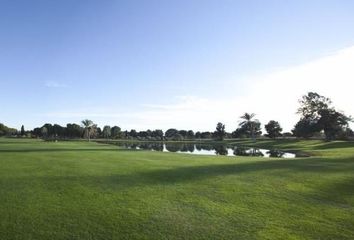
[121, 142, 138, 149]
[267, 150, 285, 158]
[151, 143, 164, 151]
[165, 143, 182, 152]
[165, 143, 195, 153]
[214, 145, 228, 155]
[195, 143, 217, 151]
[111, 142, 288, 158]
[233, 147, 248, 156]
[248, 148, 264, 157]
[233, 147, 264, 157]
[137, 142, 163, 151]
[180, 144, 194, 152]
[179, 144, 188, 152]
[115, 142, 164, 151]
[195, 144, 202, 151]
[186, 144, 195, 152]
[201, 144, 214, 151]
[128, 143, 137, 149]
[138, 143, 151, 150]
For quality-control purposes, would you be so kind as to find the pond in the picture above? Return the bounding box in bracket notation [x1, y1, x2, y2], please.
[104, 141, 300, 158]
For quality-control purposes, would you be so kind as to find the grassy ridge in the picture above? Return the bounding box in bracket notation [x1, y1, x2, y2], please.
[0, 138, 354, 239]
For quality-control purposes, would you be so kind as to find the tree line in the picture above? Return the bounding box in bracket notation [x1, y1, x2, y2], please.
[1, 92, 352, 141]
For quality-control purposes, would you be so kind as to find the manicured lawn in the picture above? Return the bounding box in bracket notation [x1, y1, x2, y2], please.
[0, 138, 354, 239]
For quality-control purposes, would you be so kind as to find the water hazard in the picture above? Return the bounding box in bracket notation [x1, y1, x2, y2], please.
[105, 141, 300, 158]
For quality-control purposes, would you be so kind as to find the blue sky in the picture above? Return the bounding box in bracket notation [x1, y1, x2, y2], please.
[1, 0, 354, 131]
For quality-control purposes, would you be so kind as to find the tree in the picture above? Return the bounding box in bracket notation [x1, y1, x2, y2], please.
[66, 123, 83, 138]
[338, 127, 354, 139]
[231, 128, 246, 138]
[214, 122, 226, 141]
[21, 125, 25, 136]
[151, 129, 164, 140]
[0, 123, 17, 136]
[81, 119, 94, 141]
[41, 127, 48, 139]
[178, 130, 188, 139]
[200, 131, 212, 139]
[111, 126, 121, 139]
[165, 129, 185, 141]
[265, 120, 283, 139]
[96, 127, 102, 138]
[239, 113, 261, 140]
[102, 125, 111, 139]
[195, 131, 201, 139]
[128, 129, 137, 139]
[42, 124, 54, 137]
[295, 92, 352, 141]
[297, 92, 331, 120]
[292, 118, 321, 138]
[233, 121, 262, 139]
[53, 124, 65, 138]
[165, 128, 179, 139]
[187, 130, 195, 139]
[0, 124, 5, 136]
[318, 108, 352, 141]
[138, 131, 149, 139]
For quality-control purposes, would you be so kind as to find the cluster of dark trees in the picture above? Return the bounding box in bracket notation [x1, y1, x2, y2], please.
[292, 92, 353, 141]
[0, 123, 17, 136]
[29, 121, 164, 141]
[1, 92, 352, 141]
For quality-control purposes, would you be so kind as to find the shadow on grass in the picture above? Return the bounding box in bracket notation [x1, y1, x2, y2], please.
[0, 148, 135, 153]
[133, 157, 354, 185]
[312, 141, 354, 150]
[324, 177, 354, 197]
[0, 141, 44, 145]
[5, 156, 354, 193]
[226, 139, 314, 153]
[230, 139, 354, 151]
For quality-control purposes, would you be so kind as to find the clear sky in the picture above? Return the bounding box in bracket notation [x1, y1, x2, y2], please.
[1, 0, 354, 132]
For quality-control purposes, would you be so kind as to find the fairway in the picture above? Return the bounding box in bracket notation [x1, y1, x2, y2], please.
[1, 138, 354, 239]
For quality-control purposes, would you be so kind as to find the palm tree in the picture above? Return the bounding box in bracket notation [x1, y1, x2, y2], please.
[81, 119, 94, 141]
[239, 113, 258, 141]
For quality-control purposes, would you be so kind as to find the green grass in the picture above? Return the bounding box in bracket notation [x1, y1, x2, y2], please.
[0, 138, 354, 239]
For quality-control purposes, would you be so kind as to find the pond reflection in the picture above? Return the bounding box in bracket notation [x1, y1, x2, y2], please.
[104, 141, 298, 158]
[214, 145, 228, 155]
[267, 150, 285, 158]
[233, 147, 264, 157]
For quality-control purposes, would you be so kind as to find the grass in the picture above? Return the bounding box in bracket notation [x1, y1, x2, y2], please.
[0, 138, 354, 239]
